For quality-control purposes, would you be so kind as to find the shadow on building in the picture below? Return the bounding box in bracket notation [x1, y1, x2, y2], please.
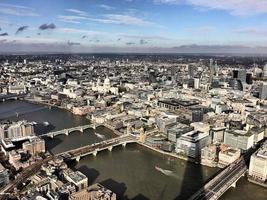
[100, 178, 149, 200]
[76, 165, 100, 185]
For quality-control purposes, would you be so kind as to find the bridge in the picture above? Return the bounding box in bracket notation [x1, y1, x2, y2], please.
[57, 134, 137, 162]
[0, 134, 137, 199]
[40, 124, 97, 138]
[39, 123, 123, 138]
[189, 157, 247, 200]
[0, 93, 26, 102]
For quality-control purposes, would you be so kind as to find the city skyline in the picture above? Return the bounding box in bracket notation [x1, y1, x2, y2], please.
[1, 0, 267, 53]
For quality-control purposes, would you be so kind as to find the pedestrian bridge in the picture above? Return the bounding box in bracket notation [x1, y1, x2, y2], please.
[57, 135, 137, 162]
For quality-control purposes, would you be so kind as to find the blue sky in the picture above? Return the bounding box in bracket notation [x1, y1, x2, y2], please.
[1, 0, 267, 53]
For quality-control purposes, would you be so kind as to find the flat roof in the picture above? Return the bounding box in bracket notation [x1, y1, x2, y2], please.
[158, 98, 199, 107]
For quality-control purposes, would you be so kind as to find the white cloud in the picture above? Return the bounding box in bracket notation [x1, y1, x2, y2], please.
[0, 3, 38, 16]
[190, 26, 215, 33]
[154, 0, 267, 16]
[96, 14, 155, 26]
[119, 34, 174, 41]
[233, 28, 267, 36]
[65, 9, 88, 16]
[57, 28, 106, 36]
[99, 4, 115, 10]
[57, 15, 89, 24]
[57, 13, 158, 27]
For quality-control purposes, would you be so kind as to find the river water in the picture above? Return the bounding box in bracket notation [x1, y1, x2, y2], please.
[0, 100, 266, 200]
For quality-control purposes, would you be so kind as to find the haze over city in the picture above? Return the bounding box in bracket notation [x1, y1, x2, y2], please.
[1, 0, 267, 53]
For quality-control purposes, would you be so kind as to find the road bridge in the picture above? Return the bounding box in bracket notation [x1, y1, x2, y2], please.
[57, 134, 137, 162]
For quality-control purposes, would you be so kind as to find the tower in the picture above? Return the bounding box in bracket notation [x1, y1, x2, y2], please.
[263, 63, 267, 77]
[209, 58, 214, 84]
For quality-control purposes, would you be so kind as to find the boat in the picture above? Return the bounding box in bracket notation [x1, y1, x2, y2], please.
[95, 132, 105, 139]
[43, 121, 50, 126]
[155, 166, 173, 176]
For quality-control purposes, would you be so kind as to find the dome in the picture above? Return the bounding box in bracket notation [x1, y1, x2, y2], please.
[104, 77, 110, 85]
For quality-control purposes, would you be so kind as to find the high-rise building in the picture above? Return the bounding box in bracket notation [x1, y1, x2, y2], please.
[263, 64, 267, 77]
[194, 78, 200, 89]
[259, 83, 267, 100]
[171, 66, 178, 83]
[188, 65, 194, 78]
[214, 60, 219, 76]
[246, 73, 253, 84]
[209, 59, 214, 84]
[237, 69, 247, 83]
[233, 70, 238, 79]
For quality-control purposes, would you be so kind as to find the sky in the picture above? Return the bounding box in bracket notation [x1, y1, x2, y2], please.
[1, 0, 267, 53]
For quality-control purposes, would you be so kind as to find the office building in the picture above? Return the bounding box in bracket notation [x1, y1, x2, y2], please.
[63, 169, 88, 191]
[210, 127, 226, 143]
[209, 59, 214, 84]
[22, 138, 45, 155]
[218, 147, 241, 167]
[246, 73, 253, 84]
[70, 183, 117, 200]
[248, 142, 267, 182]
[264, 63, 267, 77]
[201, 145, 218, 167]
[237, 69, 246, 83]
[259, 83, 267, 100]
[1, 120, 35, 139]
[167, 124, 193, 143]
[176, 130, 210, 159]
[224, 130, 254, 152]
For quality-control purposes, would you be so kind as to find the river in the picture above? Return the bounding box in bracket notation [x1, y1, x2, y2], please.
[0, 100, 266, 200]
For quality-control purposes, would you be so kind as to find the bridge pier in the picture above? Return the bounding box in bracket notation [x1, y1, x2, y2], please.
[122, 142, 127, 147]
[93, 150, 98, 156]
[2, 98, 5, 102]
[76, 156, 80, 162]
[65, 130, 69, 136]
[49, 134, 54, 139]
[231, 181, 237, 188]
[92, 123, 96, 130]
[108, 146, 113, 151]
[80, 128, 84, 133]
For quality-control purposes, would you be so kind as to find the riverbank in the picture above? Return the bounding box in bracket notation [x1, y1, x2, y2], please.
[137, 142, 198, 163]
[24, 98, 68, 111]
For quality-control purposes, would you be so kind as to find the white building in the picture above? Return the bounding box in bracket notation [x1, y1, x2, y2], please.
[176, 130, 210, 159]
[218, 147, 241, 167]
[224, 130, 254, 152]
[249, 143, 267, 182]
[92, 77, 119, 95]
